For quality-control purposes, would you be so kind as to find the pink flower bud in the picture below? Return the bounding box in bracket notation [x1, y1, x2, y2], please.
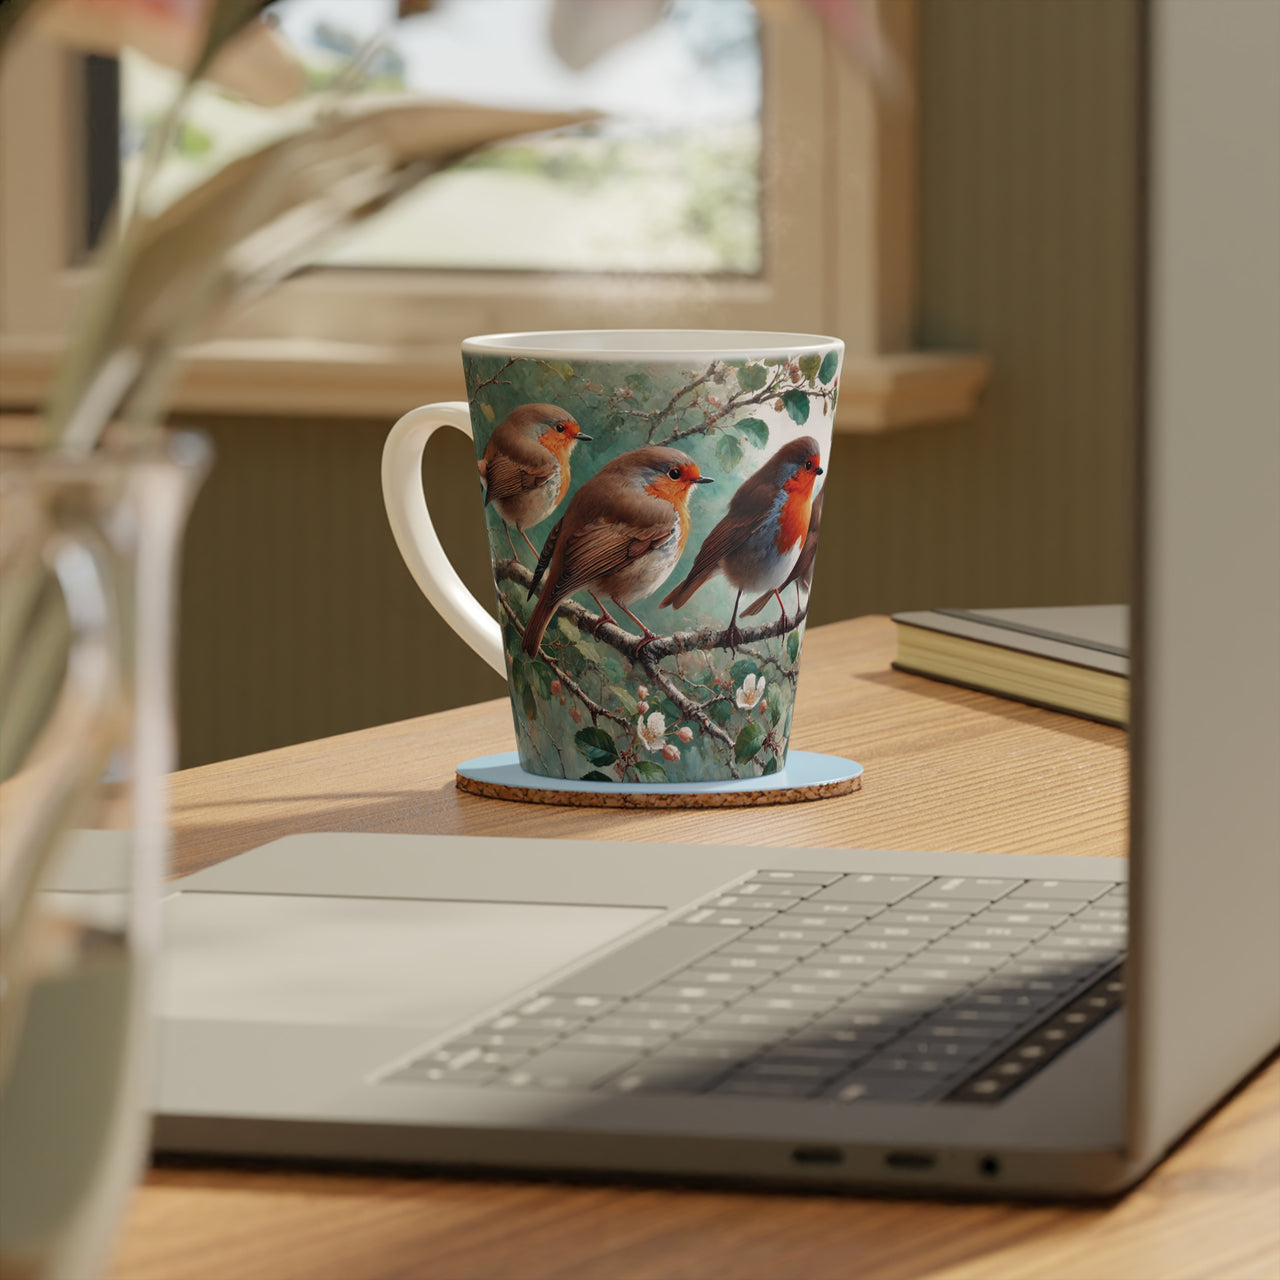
[550, 679, 562, 695]
[677, 726, 693, 743]
[637, 701, 649, 715]
[637, 685, 649, 699]
[662, 743, 680, 762]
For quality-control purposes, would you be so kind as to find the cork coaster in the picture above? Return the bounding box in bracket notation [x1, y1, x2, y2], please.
[455, 751, 863, 809]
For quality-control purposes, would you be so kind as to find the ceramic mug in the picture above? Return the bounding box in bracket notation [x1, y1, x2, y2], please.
[382, 330, 841, 785]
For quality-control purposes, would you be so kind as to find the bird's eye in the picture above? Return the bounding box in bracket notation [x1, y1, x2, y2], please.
[668, 466, 681, 480]
[804, 459, 814, 471]
[555, 423, 566, 433]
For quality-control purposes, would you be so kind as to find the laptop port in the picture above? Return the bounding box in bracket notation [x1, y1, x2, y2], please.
[791, 1145, 844, 1166]
[884, 1151, 936, 1171]
[979, 1155, 1001, 1177]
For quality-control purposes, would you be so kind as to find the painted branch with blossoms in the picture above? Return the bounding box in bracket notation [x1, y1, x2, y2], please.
[493, 559, 802, 782]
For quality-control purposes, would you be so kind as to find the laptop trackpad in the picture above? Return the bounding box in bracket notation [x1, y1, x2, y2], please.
[160, 892, 659, 1035]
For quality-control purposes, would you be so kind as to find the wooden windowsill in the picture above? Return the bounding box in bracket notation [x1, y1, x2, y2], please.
[0, 336, 988, 433]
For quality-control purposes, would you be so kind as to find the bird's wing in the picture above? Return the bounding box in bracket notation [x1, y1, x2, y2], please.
[483, 450, 556, 505]
[678, 511, 751, 589]
[528, 517, 563, 599]
[548, 515, 674, 601]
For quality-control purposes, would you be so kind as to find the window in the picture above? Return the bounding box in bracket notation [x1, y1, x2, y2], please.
[0, 0, 986, 429]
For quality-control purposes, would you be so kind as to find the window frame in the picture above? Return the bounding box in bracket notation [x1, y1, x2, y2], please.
[0, 0, 986, 430]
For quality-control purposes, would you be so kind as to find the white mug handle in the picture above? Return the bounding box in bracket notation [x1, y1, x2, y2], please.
[381, 402, 505, 677]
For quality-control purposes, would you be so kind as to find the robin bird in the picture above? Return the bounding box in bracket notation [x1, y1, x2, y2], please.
[478, 403, 591, 559]
[741, 482, 824, 621]
[521, 446, 714, 658]
[659, 436, 823, 647]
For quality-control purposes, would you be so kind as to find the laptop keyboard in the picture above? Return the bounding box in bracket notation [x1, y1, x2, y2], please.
[380, 870, 1126, 1104]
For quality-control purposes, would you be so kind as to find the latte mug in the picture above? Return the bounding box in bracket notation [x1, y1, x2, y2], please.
[382, 330, 841, 785]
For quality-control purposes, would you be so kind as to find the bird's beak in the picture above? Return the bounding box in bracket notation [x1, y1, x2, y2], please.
[815, 465, 824, 475]
[573, 430, 592, 441]
[691, 475, 715, 484]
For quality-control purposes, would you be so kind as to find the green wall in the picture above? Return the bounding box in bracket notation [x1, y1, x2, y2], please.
[175, 0, 1140, 767]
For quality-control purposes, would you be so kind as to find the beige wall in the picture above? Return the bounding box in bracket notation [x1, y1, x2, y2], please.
[174, 0, 1140, 767]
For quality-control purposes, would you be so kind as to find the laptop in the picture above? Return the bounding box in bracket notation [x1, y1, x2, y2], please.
[55, 0, 1280, 1197]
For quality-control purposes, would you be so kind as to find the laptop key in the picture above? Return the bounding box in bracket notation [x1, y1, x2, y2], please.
[735, 881, 815, 898]
[677, 908, 776, 928]
[911, 877, 1021, 903]
[754, 870, 844, 885]
[604, 1058, 732, 1094]
[547, 924, 746, 998]
[826, 1075, 939, 1103]
[502, 1048, 639, 1090]
[1008, 880, 1111, 902]
[812, 874, 932, 905]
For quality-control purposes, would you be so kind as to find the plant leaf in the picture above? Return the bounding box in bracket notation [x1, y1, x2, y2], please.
[735, 416, 770, 448]
[737, 363, 768, 392]
[798, 354, 822, 382]
[818, 350, 840, 384]
[781, 389, 811, 426]
[632, 759, 667, 782]
[787, 630, 800, 662]
[734, 721, 766, 763]
[716, 433, 745, 472]
[47, 96, 596, 450]
[580, 770, 612, 782]
[575, 725, 618, 766]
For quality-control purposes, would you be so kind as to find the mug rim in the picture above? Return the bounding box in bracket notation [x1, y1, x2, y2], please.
[462, 329, 843, 360]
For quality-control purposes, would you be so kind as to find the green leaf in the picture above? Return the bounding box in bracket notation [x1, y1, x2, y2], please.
[530, 662, 554, 698]
[818, 350, 840, 384]
[511, 655, 529, 695]
[538, 360, 575, 380]
[787, 630, 800, 662]
[581, 770, 612, 782]
[730, 658, 757, 686]
[710, 699, 734, 727]
[763, 755, 780, 776]
[737, 363, 768, 392]
[798, 354, 822, 382]
[734, 721, 766, 763]
[766, 695, 782, 726]
[782, 389, 811, 425]
[521, 683, 538, 721]
[557, 616, 580, 642]
[625, 371, 652, 395]
[735, 417, 770, 448]
[632, 759, 668, 782]
[575, 725, 618, 766]
[716, 433, 745, 472]
[612, 685, 639, 716]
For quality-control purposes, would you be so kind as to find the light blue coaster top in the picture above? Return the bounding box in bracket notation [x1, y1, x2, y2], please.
[456, 750, 862, 797]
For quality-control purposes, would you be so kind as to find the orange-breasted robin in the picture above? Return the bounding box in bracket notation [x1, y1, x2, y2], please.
[659, 436, 823, 645]
[522, 446, 714, 658]
[741, 481, 823, 621]
[478, 403, 591, 559]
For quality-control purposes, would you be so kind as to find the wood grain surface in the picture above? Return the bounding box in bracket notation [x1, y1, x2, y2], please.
[106, 617, 1279, 1280]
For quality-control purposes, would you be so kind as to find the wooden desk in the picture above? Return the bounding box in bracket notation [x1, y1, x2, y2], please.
[109, 618, 1280, 1280]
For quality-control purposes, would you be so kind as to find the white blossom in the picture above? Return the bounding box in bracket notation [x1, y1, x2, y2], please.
[735, 673, 766, 710]
[636, 711, 667, 753]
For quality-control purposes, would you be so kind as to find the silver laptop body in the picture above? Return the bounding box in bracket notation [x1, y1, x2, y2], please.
[61, 0, 1279, 1197]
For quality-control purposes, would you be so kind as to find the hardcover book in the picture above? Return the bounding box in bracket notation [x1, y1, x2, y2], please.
[891, 605, 1129, 726]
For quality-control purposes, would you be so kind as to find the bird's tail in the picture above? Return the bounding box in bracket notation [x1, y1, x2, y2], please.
[740, 589, 774, 618]
[659, 567, 711, 611]
[521, 588, 558, 658]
